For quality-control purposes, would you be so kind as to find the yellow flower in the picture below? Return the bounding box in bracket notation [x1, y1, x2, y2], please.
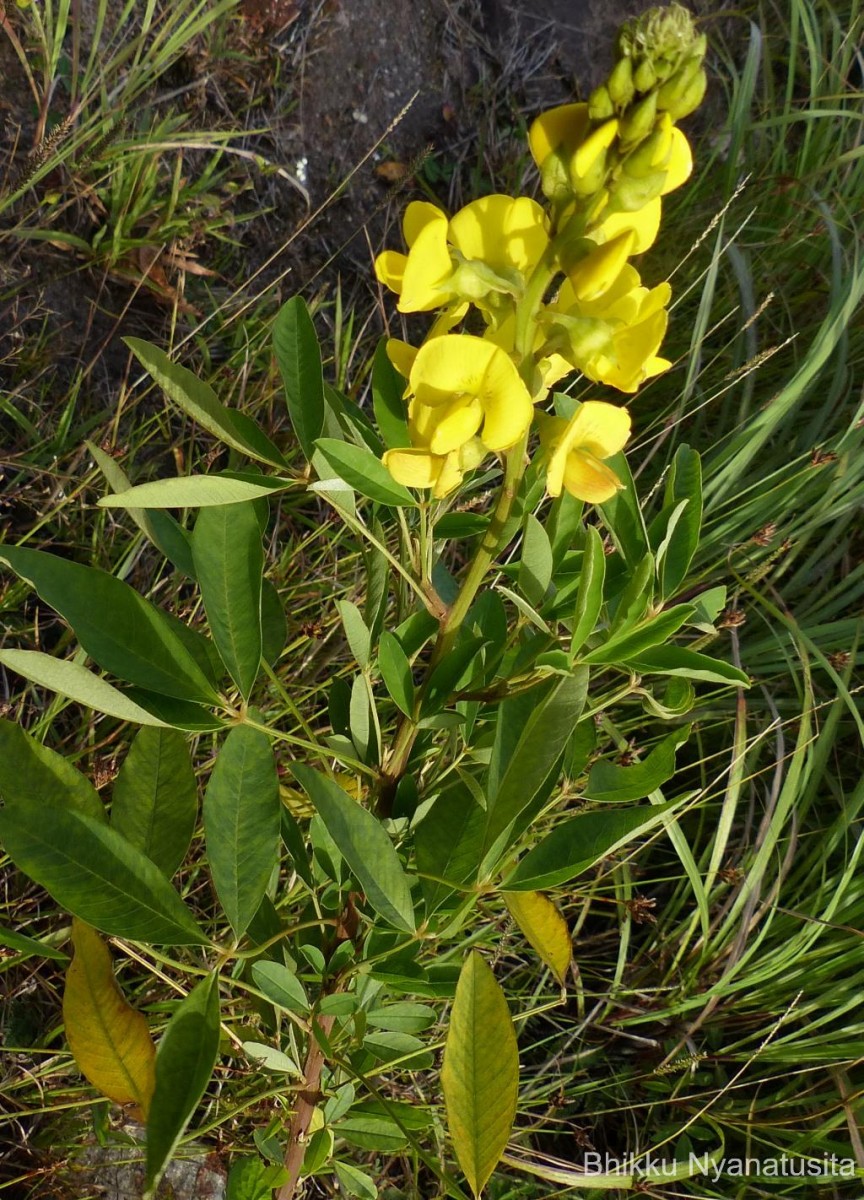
[382, 334, 534, 496]
[529, 104, 616, 201]
[374, 197, 550, 317]
[538, 401, 632, 502]
[546, 268, 672, 394]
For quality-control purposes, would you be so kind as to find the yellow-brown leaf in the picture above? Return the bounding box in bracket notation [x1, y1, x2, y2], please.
[63, 919, 156, 1118]
[504, 891, 571, 985]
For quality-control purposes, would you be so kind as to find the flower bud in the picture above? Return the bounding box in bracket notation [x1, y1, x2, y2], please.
[608, 169, 666, 212]
[666, 67, 707, 119]
[588, 84, 615, 121]
[619, 92, 658, 144]
[633, 58, 657, 93]
[607, 57, 635, 107]
[621, 124, 671, 178]
[656, 54, 702, 111]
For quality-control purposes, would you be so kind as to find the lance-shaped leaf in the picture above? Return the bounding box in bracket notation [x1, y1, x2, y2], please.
[504, 804, 675, 891]
[582, 605, 695, 666]
[653, 445, 703, 599]
[483, 671, 589, 854]
[518, 515, 553, 609]
[0, 802, 208, 944]
[0, 719, 104, 823]
[145, 974, 221, 1197]
[569, 525, 606, 656]
[0, 650, 170, 727]
[0, 547, 217, 703]
[98, 473, 295, 510]
[372, 338, 409, 451]
[585, 726, 690, 803]
[315, 439, 416, 507]
[87, 441, 196, 578]
[192, 502, 264, 700]
[126, 337, 287, 468]
[628, 646, 751, 686]
[63, 919, 156, 1117]
[272, 296, 325, 462]
[442, 952, 519, 1197]
[111, 727, 198, 877]
[204, 726, 281, 938]
[378, 631, 414, 717]
[292, 765, 415, 932]
[503, 892, 571, 985]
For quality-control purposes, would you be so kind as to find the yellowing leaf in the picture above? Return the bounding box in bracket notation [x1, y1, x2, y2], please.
[63, 919, 156, 1118]
[442, 951, 519, 1197]
[504, 891, 572, 985]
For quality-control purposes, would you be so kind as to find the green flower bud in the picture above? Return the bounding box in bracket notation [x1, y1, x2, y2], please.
[588, 84, 615, 121]
[634, 58, 657, 93]
[622, 127, 668, 178]
[617, 4, 704, 88]
[569, 146, 610, 197]
[607, 57, 635, 107]
[666, 66, 707, 119]
[608, 169, 666, 212]
[656, 54, 702, 111]
[619, 91, 658, 144]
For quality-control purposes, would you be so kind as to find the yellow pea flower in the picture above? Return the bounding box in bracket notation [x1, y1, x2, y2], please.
[382, 334, 534, 496]
[538, 401, 632, 502]
[374, 196, 550, 318]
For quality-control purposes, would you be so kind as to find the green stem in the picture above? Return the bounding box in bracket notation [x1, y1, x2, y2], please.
[377, 252, 560, 810]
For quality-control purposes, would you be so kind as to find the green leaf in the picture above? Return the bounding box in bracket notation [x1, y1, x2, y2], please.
[518, 514, 553, 608]
[272, 296, 325, 461]
[126, 337, 286, 468]
[0, 650, 170, 727]
[315, 439, 415, 507]
[242, 1041, 301, 1074]
[505, 804, 675, 891]
[98, 473, 295, 510]
[378, 631, 415, 717]
[251, 960, 310, 1014]
[415, 783, 485, 912]
[0, 924, 68, 962]
[656, 445, 703, 598]
[586, 727, 690, 803]
[628, 646, 751, 686]
[442, 952, 519, 1198]
[569, 526, 606, 655]
[123, 689, 226, 732]
[0, 719, 103, 823]
[204, 726, 281, 938]
[291, 765, 415, 932]
[333, 1161, 377, 1200]
[87, 441, 196, 578]
[192, 502, 264, 699]
[367, 1002, 436, 1033]
[582, 605, 695, 665]
[111, 727, 198, 877]
[484, 671, 589, 853]
[503, 892, 571, 984]
[260, 578, 287, 665]
[0, 803, 207, 943]
[599, 452, 648, 566]
[372, 337, 410, 450]
[336, 599, 372, 669]
[0, 546, 217, 703]
[226, 1156, 288, 1200]
[145, 975, 221, 1196]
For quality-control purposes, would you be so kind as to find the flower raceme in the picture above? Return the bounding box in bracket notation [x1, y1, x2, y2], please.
[382, 335, 535, 498]
[372, 3, 706, 500]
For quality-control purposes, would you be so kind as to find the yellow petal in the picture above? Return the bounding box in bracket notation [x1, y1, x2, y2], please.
[433, 451, 465, 497]
[375, 250, 406, 294]
[537, 413, 570, 498]
[383, 448, 442, 489]
[660, 128, 693, 195]
[458, 437, 488, 472]
[410, 334, 496, 407]
[429, 396, 484, 455]
[562, 451, 625, 503]
[449, 195, 549, 276]
[567, 400, 632, 459]
[573, 118, 618, 179]
[386, 338, 417, 380]
[528, 103, 589, 167]
[567, 230, 636, 302]
[399, 220, 454, 312]
[477, 346, 534, 450]
[600, 196, 662, 253]
[403, 200, 447, 248]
